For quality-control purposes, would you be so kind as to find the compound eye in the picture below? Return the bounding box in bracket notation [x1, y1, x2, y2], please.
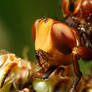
[51, 22, 76, 54]
[32, 19, 41, 40]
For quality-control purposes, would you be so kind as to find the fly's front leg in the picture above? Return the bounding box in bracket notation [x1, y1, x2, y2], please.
[70, 47, 82, 92]
[42, 66, 58, 79]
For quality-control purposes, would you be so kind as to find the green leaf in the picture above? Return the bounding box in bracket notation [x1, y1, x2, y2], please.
[79, 58, 92, 75]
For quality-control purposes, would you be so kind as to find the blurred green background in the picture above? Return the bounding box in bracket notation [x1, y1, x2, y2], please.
[0, 0, 92, 74]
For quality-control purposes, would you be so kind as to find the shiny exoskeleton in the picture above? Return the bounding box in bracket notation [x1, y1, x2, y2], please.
[32, 0, 92, 92]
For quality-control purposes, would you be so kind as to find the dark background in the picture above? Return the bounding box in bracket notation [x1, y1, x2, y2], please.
[0, 0, 92, 74]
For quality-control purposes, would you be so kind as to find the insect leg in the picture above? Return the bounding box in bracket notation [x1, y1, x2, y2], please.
[73, 0, 83, 15]
[62, 0, 71, 16]
[42, 66, 57, 79]
[70, 48, 82, 92]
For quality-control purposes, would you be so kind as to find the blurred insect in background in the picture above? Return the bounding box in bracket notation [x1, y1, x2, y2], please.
[32, 0, 92, 92]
